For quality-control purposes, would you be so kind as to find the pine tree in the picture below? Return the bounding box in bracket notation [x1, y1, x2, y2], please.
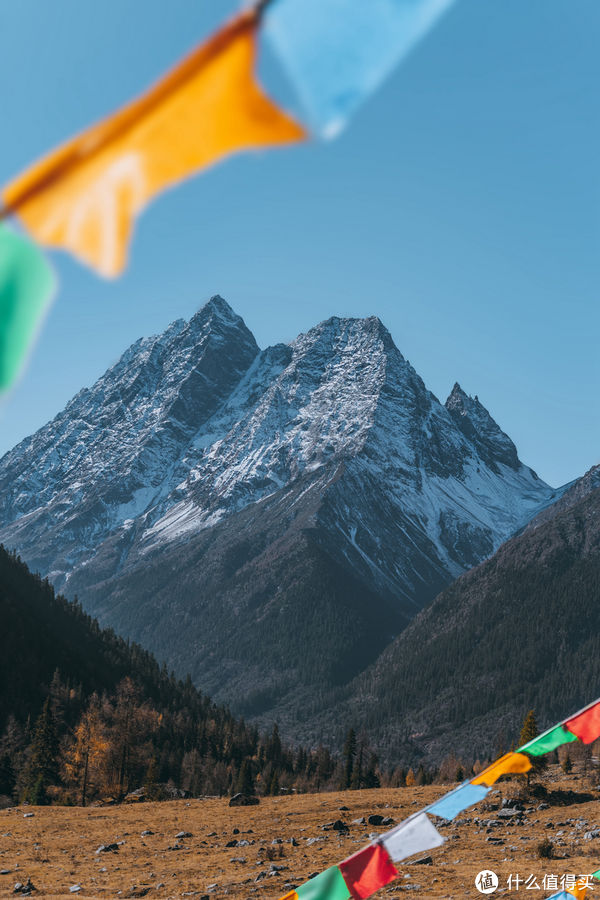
[351, 744, 363, 790]
[295, 747, 307, 776]
[22, 698, 60, 805]
[519, 710, 538, 746]
[0, 753, 15, 798]
[234, 759, 255, 796]
[269, 770, 280, 796]
[519, 709, 545, 778]
[267, 725, 282, 768]
[341, 728, 357, 790]
[363, 753, 381, 789]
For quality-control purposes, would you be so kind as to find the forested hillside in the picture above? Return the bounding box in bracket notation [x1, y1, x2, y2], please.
[0, 546, 376, 806]
[336, 486, 600, 764]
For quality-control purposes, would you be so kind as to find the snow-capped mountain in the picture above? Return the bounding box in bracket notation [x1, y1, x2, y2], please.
[0, 296, 560, 721]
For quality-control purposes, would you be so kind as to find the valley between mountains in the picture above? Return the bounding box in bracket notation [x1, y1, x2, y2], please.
[1, 295, 597, 762]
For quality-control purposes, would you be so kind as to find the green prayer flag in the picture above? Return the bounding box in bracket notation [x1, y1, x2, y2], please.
[0, 224, 56, 390]
[592, 869, 600, 882]
[519, 724, 577, 757]
[296, 866, 351, 900]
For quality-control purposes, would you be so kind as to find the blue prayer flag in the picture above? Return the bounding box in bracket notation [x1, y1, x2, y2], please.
[426, 780, 490, 820]
[264, 0, 457, 137]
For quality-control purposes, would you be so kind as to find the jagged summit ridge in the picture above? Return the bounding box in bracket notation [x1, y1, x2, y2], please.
[445, 381, 521, 472]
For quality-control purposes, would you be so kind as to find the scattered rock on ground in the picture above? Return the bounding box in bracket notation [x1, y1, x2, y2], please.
[229, 794, 259, 807]
[368, 815, 384, 826]
[95, 843, 119, 854]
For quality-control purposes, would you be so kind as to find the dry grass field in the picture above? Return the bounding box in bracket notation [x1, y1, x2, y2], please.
[1, 767, 599, 899]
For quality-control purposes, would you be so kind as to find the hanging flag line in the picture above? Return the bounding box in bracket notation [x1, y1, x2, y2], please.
[0, 3, 276, 226]
[1, 8, 305, 266]
[0, 0, 458, 390]
[277, 697, 600, 900]
[518, 696, 600, 756]
[0, 1, 304, 388]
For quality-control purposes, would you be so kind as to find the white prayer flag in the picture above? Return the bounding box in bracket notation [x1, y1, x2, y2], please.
[381, 812, 445, 862]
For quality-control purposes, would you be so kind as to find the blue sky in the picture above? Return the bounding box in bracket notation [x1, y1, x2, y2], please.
[1, 0, 598, 487]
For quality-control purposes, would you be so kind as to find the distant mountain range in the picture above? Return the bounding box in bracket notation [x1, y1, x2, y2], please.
[0, 296, 582, 755]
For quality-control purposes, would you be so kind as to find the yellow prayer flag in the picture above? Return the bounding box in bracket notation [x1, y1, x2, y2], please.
[568, 882, 588, 900]
[2, 11, 306, 277]
[471, 752, 532, 787]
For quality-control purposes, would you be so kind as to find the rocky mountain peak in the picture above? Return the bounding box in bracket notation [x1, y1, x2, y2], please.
[189, 294, 246, 330]
[0, 300, 556, 628]
[445, 382, 520, 472]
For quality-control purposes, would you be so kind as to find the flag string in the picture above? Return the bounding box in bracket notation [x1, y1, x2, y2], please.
[277, 696, 600, 900]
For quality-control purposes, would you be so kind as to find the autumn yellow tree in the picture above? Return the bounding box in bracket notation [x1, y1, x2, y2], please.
[64, 694, 108, 806]
[101, 679, 159, 799]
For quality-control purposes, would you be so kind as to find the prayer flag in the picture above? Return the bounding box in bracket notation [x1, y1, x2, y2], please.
[3, 12, 306, 278]
[381, 811, 445, 862]
[264, 0, 456, 137]
[339, 843, 398, 899]
[427, 781, 490, 820]
[296, 866, 350, 900]
[565, 701, 600, 744]
[518, 724, 578, 757]
[471, 752, 531, 787]
[0, 224, 56, 390]
[592, 870, 600, 882]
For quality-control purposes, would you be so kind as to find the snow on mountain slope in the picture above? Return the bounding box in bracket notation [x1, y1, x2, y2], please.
[0, 296, 259, 581]
[0, 296, 557, 612]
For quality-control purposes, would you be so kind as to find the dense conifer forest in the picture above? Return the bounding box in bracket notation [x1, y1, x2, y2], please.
[0, 545, 394, 806]
[345, 487, 600, 764]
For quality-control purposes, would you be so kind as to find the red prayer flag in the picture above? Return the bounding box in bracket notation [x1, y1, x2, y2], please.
[565, 701, 600, 744]
[339, 843, 398, 900]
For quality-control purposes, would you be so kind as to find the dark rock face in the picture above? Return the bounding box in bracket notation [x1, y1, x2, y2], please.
[0, 297, 558, 739]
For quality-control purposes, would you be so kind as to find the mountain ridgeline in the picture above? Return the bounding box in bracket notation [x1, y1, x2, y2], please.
[0, 297, 566, 745]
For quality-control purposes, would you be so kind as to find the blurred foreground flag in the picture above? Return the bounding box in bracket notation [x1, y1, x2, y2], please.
[2, 11, 305, 278]
[0, 224, 56, 390]
[264, 0, 457, 138]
